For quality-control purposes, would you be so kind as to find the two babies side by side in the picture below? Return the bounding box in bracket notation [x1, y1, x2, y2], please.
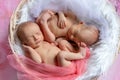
[17, 10, 99, 67]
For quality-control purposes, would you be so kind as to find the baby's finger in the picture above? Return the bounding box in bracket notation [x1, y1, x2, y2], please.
[60, 21, 63, 28]
[22, 44, 26, 47]
[22, 44, 29, 49]
[48, 10, 54, 14]
[61, 21, 64, 29]
[58, 21, 62, 28]
[47, 10, 54, 16]
[64, 22, 66, 27]
[63, 22, 66, 28]
[61, 21, 66, 29]
[36, 15, 42, 23]
[36, 18, 39, 23]
[80, 42, 87, 47]
[58, 21, 60, 27]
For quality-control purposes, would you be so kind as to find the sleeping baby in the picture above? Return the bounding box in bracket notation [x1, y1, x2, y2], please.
[17, 21, 89, 67]
[36, 10, 99, 48]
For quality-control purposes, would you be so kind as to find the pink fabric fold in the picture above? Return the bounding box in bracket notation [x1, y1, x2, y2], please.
[7, 48, 90, 80]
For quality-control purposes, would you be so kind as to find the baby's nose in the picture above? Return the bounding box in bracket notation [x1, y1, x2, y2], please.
[70, 35, 74, 40]
[33, 35, 39, 40]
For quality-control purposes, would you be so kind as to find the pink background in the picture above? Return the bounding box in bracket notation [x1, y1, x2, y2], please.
[0, 0, 20, 80]
[0, 0, 120, 80]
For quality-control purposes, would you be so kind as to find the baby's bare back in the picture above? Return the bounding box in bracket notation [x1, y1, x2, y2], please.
[47, 14, 78, 38]
[35, 41, 60, 65]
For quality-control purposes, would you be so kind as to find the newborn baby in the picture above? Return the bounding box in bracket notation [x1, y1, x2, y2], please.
[17, 21, 88, 67]
[36, 10, 99, 46]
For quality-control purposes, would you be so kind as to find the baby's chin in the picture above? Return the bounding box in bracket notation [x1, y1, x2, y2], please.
[33, 43, 41, 49]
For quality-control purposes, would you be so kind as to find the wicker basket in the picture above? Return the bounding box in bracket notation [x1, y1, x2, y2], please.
[8, 0, 120, 80]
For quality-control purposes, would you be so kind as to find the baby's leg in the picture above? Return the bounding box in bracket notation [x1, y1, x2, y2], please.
[56, 51, 72, 67]
[56, 49, 86, 67]
[56, 38, 75, 52]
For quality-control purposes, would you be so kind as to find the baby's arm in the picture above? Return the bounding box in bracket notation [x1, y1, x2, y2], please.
[36, 10, 55, 23]
[56, 38, 76, 52]
[58, 11, 67, 28]
[36, 10, 56, 43]
[23, 45, 42, 63]
[56, 47, 86, 67]
[61, 49, 86, 60]
[64, 11, 77, 21]
[40, 19, 56, 43]
[59, 42, 87, 60]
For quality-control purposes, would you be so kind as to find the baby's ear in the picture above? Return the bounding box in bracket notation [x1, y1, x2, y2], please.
[79, 21, 84, 24]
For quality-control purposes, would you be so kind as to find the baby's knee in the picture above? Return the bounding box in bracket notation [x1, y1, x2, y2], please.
[58, 40, 66, 45]
[56, 51, 66, 59]
[58, 40, 68, 48]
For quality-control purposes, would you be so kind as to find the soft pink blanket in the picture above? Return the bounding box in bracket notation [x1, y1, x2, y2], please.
[7, 48, 90, 80]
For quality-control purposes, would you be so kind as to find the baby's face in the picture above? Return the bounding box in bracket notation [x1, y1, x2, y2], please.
[67, 23, 99, 45]
[21, 23, 44, 48]
[67, 24, 83, 43]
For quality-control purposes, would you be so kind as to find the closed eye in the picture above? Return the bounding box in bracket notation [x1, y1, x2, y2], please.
[36, 32, 40, 35]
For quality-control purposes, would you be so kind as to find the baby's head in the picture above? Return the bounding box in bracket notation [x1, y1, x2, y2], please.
[67, 23, 99, 46]
[17, 21, 44, 48]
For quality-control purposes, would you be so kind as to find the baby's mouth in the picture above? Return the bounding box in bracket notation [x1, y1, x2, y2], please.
[35, 40, 41, 44]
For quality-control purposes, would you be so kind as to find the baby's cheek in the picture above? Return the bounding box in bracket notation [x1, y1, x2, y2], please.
[26, 40, 33, 46]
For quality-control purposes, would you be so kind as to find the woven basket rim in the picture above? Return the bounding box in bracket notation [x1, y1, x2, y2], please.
[8, 0, 27, 54]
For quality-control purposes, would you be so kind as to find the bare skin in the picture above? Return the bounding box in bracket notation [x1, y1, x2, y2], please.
[67, 23, 99, 46]
[36, 10, 99, 47]
[17, 22, 87, 67]
[36, 10, 78, 42]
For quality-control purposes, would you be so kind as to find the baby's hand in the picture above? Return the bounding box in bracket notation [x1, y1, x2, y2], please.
[42, 10, 54, 21]
[58, 12, 66, 29]
[80, 49, 86, 58]
[78, 42, 87, 48]
[22, 45, 42, 63]
[77, 42, 87, 58]
[80, 47, 86, 58]
[36, 10, 54, 24]
[22, 45, 33, 53]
